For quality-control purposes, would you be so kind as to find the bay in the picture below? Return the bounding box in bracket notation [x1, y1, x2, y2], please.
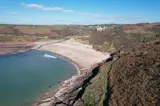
[0, 50, 77, 106]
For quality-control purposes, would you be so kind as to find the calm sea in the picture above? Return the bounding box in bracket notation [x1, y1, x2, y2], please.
[0, 50, 77, 106]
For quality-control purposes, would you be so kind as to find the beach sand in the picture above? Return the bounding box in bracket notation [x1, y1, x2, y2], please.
[34, 39, 110, 72]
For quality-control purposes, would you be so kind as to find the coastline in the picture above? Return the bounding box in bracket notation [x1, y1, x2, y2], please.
[31, 53, 81, 106]
[32, 39, 110, 106]
[0, 48, 81, 106]
[0, 39, 110, 106]
[34, 39, 108, 69]
[50, 52, 82, 75]
[31, 51, 82, 106]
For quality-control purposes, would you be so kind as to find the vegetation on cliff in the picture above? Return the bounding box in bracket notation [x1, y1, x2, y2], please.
[81, 40, 160, 106]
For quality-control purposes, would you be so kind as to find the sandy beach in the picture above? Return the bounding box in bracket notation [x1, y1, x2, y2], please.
[34, 39, 110, 72]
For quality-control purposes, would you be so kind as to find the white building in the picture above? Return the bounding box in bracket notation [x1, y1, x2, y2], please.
[96, 26, 107, 31]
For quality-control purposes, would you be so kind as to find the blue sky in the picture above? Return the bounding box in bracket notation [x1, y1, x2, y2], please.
[0, 0, 160, 25]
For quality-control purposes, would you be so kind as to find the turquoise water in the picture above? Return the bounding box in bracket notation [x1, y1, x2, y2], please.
[0, 50, 77, 106]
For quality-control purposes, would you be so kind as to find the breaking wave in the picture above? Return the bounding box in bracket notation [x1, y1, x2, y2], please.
[44, 54, 57, 59]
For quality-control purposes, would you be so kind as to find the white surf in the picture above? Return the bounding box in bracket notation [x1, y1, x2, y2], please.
[44, 54, 57, 59]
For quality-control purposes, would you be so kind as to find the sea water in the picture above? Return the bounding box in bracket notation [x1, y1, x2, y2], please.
[0, 50, 77, 106]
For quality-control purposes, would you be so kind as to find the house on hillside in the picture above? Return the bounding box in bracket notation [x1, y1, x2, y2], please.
[96, 26, 107, 31]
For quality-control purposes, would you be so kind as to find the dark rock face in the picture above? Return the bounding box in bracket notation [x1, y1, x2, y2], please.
[51, 65, 101, 106]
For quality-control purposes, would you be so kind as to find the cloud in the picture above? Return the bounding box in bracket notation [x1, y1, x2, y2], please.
[20, 2, 132, 21]
[8, 12, 19, 15]
[21, 2, 74, 13]
[25, 4, 44, 9]
[21, 2, 114, 18]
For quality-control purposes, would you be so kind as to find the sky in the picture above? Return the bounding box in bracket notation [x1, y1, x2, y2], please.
[0, 0, 160, 25]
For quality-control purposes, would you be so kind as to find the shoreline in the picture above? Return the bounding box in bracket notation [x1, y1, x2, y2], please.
[49, 52, 82, 74]
[32, 39, 110, 106]
[0, 48, 81, 106]
[31, 51, 82, 106]
[0, 39, 110, 106]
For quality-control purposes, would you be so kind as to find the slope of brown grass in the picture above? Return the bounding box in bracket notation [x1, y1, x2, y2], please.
[88, 23, 160, 52]
[109, 40, 160, 106]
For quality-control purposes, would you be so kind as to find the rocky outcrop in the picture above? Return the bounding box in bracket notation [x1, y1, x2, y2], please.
[36, 64, 102, 106]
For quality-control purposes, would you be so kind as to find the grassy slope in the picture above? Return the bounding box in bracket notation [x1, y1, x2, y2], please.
[82, 39, 160, 106]
[81, 23, 160, 106]
[82, 63, 109, 106]
[88, 23, 160, 52]
[0, 24, 91, 42]
[108, 40, 160, 106]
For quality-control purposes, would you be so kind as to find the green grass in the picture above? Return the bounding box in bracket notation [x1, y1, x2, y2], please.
[84, 88, 97, 106]
[82, 63, 113, 106]
[101, 69, 107, 106]
[99, 63, 112, 106]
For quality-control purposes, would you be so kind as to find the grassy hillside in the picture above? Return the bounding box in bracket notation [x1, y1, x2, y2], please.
[0, 24, 91, 42]
[81, 39, 160, 106]
[0, 23, 159, 44]
[88, 23, 160, 52]
[80, 23, 160, 106]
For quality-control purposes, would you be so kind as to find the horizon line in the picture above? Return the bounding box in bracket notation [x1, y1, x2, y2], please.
[0, 22, 159, 26]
